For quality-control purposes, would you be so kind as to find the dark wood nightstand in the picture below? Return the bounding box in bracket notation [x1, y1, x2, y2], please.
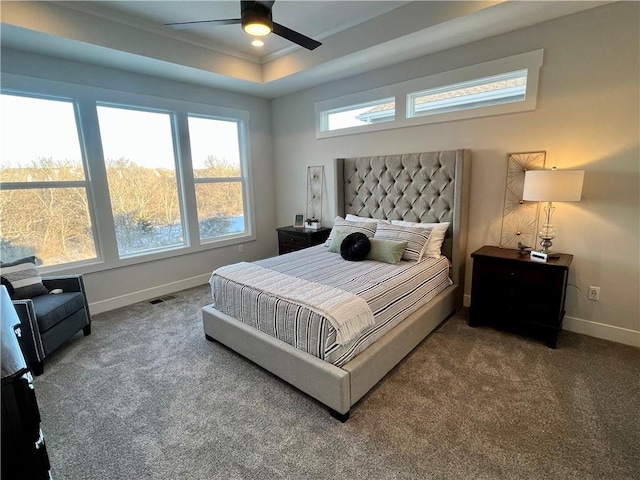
[276, 226, 331, 255]
[469, 245, 573, 348]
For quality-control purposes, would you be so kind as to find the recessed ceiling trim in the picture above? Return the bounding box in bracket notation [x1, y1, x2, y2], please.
[2, 1, 264, 83]
[53, 0, 263, 63]
[1, 0, 614, 99]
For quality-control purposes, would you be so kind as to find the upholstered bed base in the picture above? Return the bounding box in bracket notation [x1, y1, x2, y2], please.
[203, 284, 456, 418]
[203, 149, 471, 420]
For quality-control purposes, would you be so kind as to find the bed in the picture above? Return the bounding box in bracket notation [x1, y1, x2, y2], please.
[202, 149, 471, 420]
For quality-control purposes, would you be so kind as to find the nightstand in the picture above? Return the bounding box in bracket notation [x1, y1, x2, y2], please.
[469, 245, 573, 348]
[276, 226, 331, 255]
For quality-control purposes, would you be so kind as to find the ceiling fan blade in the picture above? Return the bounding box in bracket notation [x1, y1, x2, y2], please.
[165, 18, 241, 30]
[272, 22, 321, 50]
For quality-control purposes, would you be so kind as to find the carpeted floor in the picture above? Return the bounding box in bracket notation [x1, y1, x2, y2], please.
[34, 284, 640, 480]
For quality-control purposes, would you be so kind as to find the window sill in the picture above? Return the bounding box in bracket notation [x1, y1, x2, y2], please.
[40, 232, 256, 276]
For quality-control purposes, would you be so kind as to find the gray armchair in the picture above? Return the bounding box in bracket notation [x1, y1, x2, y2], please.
[11, 275, 91, 375]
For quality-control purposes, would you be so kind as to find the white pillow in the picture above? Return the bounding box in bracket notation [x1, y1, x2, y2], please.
[374, 223, 431, 261]
[345, 214, 380, 223]
[324, 216, 378, 246]
[390, 220, 450, 259]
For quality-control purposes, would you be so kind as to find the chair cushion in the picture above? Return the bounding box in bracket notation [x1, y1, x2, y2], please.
[31, 292, 85, 333]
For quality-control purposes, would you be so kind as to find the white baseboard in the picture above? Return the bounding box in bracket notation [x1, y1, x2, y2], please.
[462, 294, 639, 348]
[562, 316, 640, 348]
[91, 284, 639, 348]
[88, 273, 210, 315]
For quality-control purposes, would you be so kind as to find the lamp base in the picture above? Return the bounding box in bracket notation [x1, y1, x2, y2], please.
[539, 236, 553, 254]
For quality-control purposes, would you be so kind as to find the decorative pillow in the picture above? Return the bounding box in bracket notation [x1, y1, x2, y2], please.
[391, 220, 450, 259]
[324, 216, 377, 247]
[366, 238, 407, 265]
[340, 233, 371, 261]
[374, 223, 431, 261]
[327, 231, 349, 253]
[0, 256, 49, 300]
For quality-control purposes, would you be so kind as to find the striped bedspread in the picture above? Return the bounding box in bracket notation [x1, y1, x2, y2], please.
[210, 262, 374, 344]
[209, 245, 452, 367]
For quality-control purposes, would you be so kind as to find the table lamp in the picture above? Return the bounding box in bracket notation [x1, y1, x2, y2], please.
[522, 167, 584, 256]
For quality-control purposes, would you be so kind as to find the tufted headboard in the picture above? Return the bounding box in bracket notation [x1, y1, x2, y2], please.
[334, 150, 471, 294]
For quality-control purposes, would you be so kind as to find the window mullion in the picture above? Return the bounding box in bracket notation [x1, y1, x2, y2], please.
[0, 180, 86, 190]
[193, 177, 243, 184]
[175, 112, 200, 248]
[77, 99, 120, 264]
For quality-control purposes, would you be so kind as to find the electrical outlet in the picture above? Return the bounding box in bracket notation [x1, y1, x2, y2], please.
[588, 286, 600, 301]
[238, 244, 244, 253]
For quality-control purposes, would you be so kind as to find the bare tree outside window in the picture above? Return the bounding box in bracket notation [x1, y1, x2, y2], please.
[188, 116, 246, 241]
[97, 105, 185, 257]
[0, 94, 97, 266]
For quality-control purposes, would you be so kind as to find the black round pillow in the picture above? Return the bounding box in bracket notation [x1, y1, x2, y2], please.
[340, 232, 371, 261]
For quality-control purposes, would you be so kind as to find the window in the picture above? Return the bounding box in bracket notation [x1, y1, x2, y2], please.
[188, 115, 247, 241]
[97, 105, 186, 257]
[0, 93, 97, 266]
[408, 70, 527, 118]
[320, 97, 395, 132]
[315, 49, 543, 138]
[1, 80, 254, 272]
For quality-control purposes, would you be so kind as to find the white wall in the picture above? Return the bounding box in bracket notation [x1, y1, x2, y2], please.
[271, 3, 640, 346]
[1, 48, 278, 313]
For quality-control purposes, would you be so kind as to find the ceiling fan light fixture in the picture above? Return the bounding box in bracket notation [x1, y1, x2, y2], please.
[243, 21, 271, 36]
[165, 1, 321, 50]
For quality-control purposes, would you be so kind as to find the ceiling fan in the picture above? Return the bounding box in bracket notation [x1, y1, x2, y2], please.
[164, 1, 322, 51]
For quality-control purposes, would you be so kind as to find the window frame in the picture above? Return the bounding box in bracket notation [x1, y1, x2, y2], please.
[315, 49, 544, 139]
[187, 113, 251, 244]
[96, 102, 190, 258]
[318, 96, 396, 133]
[0, 91, 102, 268]
[0, 74, 256, 275]
[407, 69, 528, 118]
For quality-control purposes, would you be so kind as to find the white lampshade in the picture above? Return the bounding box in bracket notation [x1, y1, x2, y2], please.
[522, 169, 585, 202]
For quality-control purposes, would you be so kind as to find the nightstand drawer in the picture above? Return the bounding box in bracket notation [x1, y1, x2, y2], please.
[279, 233, 307, 248]
[478, 261, 548, 287]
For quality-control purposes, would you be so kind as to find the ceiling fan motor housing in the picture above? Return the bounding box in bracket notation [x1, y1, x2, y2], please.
[241, 3, 273, 33]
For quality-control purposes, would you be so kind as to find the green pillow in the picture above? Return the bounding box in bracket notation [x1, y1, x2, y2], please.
[366, 238, 407, 265]
[328, 231, 349, 253]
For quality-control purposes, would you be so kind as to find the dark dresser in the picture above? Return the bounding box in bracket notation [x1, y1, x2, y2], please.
[469, 245, 573, 348]
[1, 285, 52, 479]
[277, 225, 331, 254]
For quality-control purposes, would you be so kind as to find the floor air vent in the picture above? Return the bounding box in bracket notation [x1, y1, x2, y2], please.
[149, 295, 176, 305]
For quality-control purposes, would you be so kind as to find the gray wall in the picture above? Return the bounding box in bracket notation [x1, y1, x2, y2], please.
[270, 3, 639, 345]
[1, 48, 278, 312]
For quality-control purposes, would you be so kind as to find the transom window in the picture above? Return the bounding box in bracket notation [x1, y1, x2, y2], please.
[315, 49, 543, 138]
[408, 69, 528, 117]
[319, 97, 395, 132]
